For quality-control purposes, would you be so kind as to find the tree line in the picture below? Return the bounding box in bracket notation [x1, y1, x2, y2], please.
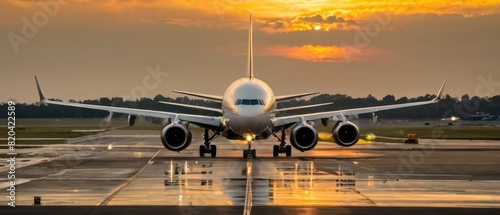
[2, 94, 499, 120]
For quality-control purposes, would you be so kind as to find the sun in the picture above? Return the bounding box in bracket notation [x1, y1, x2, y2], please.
[314, 25, 321, 30]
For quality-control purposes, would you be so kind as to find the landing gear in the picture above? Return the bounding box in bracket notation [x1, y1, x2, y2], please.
[243, 139, 257, 158]
[273, 145, 279, 157]
[210, 145, 217, 157]
[285, 145, 292, 157]
[199, 129, 220, 158]
[243, 149, 256, 158]
[199, 145, 205, 157]
[272, 130, 292, 157]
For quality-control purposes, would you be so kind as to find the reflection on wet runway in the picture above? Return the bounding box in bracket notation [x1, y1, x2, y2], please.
[156, 159, 366, 207]
[2, 130, 500, 212]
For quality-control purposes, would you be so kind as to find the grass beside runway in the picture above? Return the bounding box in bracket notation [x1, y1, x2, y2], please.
[0, 118, 156, 139]
[0, 125, 97, 148]
[0, 126, 102, 139]
[0, 118, 196, 148]
[0, 118, 129, 148]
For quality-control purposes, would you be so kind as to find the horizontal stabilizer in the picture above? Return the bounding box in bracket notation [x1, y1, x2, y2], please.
[275, 92, 320, 102]
[277, 102, 333, 112]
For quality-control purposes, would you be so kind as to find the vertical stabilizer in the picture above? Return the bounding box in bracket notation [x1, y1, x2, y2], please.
[34, 76, 46, 101]
[246, 15, 254, 79]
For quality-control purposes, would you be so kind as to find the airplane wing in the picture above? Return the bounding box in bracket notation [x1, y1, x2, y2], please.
[173, 90, 223, 101]
[275, 92, 320, 102]
[159, 101, 222, 114]
[277, 102, 333, 112]
[273, 80, 446, 128]
[34, 76, 222, 128]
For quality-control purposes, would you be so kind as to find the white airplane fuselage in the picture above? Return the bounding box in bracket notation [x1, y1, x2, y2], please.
[222, 78, 277, 139]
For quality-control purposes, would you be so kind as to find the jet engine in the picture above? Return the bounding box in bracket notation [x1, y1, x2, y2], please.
[332, 121, 359, 147]
[160, 124, 192, 151]
[290, 123, 318, 152]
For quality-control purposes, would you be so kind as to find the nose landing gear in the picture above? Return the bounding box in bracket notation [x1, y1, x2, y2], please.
[243, 137, 257, 158]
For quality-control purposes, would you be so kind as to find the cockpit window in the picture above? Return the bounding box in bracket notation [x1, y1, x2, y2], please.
[235, 99, 265, 106]
[250, 99, 259, 105]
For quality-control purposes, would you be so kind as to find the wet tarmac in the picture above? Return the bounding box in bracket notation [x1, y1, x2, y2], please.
[2, 130, 500, 214]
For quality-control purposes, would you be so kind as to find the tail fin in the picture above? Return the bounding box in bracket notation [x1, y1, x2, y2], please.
[246, 14, 254, 79]
[431, 79, 447, 102]
[34, 76, 46, 101]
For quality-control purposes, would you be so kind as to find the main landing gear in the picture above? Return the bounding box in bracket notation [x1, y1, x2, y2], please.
[199, 129, 220, 158]
[272, 130, 291, 157]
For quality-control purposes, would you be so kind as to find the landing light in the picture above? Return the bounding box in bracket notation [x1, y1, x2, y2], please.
[366, 133, 376, 141]
[246, 135, 253, 142]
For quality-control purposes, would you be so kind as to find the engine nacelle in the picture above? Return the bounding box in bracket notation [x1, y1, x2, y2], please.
[128, 115, 136, 126]
[160, 124, 192, 151]
[290, 123, 318, 152]
[332, 121, 360, 147]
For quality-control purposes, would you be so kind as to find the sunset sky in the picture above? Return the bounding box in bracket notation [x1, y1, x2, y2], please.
[1, 0, 500, 103]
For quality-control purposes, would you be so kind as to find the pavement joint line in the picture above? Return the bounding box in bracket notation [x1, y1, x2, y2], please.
[243, 161, 253, 215]
[96, 149, 161, 207]
[134, 137, 152, 146]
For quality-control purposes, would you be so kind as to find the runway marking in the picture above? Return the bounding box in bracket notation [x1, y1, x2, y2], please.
[353, 190, 377, 206]
[355, 165, 377, 171]
[135, 137, 152, 146]
[243, 161, 253, 215]
[97, 149, 161, 206]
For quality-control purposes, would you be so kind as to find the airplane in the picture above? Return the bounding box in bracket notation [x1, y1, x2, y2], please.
[34, 15, 446, 158]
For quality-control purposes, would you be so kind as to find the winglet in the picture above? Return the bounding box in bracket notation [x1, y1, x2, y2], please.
[432, 79, 446, 102]
[34, 76, 47, 103]
[246, 14, 254, 79]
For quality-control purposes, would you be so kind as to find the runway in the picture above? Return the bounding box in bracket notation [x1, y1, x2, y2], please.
[2, 130, 500, 214]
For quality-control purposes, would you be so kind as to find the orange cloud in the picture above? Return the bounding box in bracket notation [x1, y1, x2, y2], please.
[3, 0, 500, 32]
[258, 45, 383, 63]
[258, 0, 500, 32]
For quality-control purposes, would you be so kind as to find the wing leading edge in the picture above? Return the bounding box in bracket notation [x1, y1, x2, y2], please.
[273, 80, 447, 128]
[34, 76, 222, 128]
[172, 90, 223, 101]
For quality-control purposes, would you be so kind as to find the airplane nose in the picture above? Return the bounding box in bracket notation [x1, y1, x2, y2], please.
[236, 106, 265, 117]
[239, 116, 261, 133]
[228, 105, 269, 134]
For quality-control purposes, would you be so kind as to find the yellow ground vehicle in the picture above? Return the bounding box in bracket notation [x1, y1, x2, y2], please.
[404, 134, 419, 144]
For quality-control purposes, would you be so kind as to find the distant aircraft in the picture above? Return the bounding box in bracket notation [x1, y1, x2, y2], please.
[34, 15, 446, 158]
